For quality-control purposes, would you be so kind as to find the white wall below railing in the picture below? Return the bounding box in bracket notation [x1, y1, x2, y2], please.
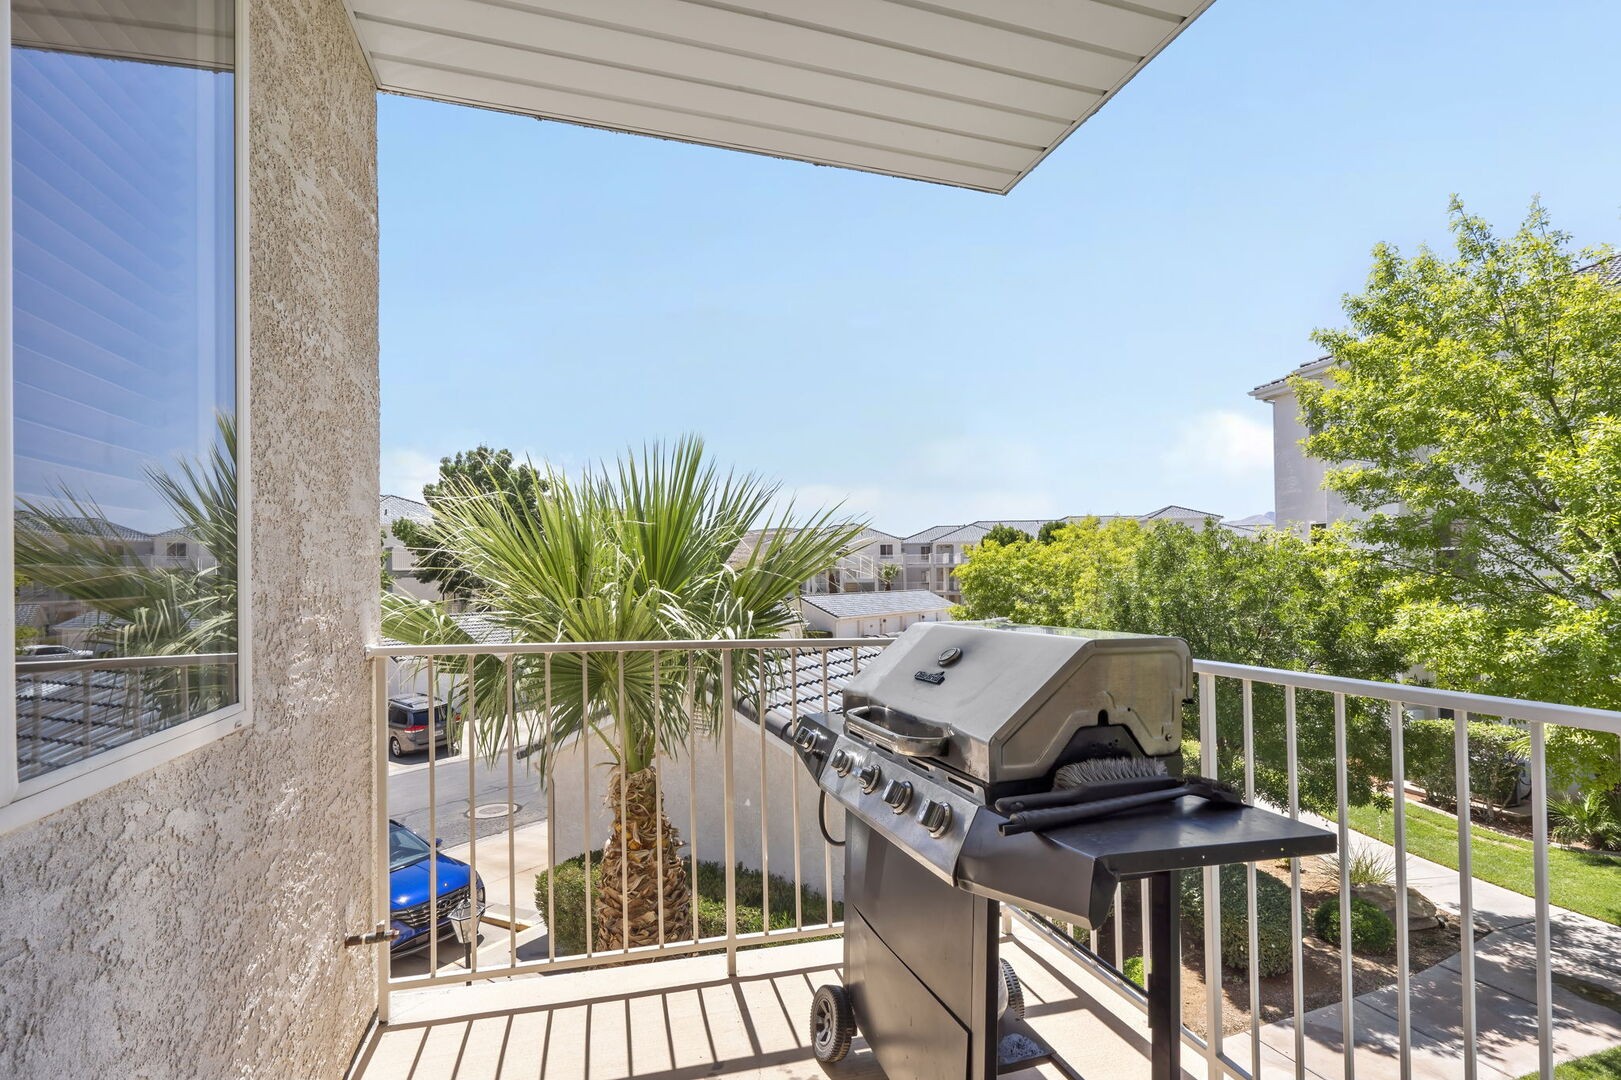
[542, 714, 844, 902]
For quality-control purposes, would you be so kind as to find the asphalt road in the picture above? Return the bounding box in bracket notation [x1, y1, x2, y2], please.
[386, 743, 550, 849]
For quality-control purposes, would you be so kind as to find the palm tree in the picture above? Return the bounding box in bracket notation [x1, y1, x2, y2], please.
[383, 437, 863, 949]
[16, 415, 238, 716]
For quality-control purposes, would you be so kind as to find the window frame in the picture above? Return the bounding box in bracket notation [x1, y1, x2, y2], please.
[0, 0, 253, 832]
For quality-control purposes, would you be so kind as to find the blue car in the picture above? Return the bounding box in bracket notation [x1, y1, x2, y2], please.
[389, 819, 485, 955]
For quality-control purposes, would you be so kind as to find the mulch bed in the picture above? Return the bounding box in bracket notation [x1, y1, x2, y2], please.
[1090, 855, 1484, 1037]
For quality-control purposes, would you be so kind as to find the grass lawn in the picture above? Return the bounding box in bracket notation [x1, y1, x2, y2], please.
[1518, 1045, 1621, 1079]
[1345, 801, 1621, 926]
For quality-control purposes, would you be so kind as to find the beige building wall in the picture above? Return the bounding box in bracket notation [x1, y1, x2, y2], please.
[0, 0, 380, 1075]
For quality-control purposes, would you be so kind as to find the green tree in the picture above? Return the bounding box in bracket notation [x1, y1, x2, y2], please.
[980, 523, 1033, 547]
[957, 521, 1404, 812]
[877, 561, 901, 591]
[1095, 525, 1404, 812]
[15, 414, 238, 715]
[383, 436, 862, 949]
[1297, 199, 1621, 787]
[390, 446, 549, 600]
[1036, 520, 1067, 544]
[955, 517, 1145, 627]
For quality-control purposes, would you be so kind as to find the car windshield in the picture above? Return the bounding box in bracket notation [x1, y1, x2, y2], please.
[388, 823, 433, 872]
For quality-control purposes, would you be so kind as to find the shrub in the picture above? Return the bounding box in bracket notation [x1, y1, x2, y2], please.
[1405, 718, 1526, 812]
[536, 851, 840, 956]
[1325, 843, 1395, 888]
[1550, 791, 1621, 850]
[1180, 865, 1294, 977]
[1312, 897, 1395, 954]
[1122, 955, 1145, 986]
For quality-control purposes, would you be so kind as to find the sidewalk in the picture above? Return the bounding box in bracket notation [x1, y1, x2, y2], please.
[1241, 813, 1621, 1079]
[441, 819, 553, 925]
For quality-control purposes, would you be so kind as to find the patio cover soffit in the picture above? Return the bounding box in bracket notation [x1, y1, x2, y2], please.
[342, 0, 1214, 194]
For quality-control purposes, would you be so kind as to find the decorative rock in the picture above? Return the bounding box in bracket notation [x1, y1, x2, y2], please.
[1353, 883, 1443, 931]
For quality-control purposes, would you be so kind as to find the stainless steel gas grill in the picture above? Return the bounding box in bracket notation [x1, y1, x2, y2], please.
[786, 623, 1334, 1080]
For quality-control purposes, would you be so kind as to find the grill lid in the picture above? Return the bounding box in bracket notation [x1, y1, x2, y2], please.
[839, 623, 1190, 786]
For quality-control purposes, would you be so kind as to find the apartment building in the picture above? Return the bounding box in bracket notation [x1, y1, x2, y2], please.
[902, 509, 1228, 601]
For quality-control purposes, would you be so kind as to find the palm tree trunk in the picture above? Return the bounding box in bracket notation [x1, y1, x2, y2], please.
[595, 762, 692, 950]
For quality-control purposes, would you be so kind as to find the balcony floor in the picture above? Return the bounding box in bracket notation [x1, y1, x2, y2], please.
[350, 921, 1203, 1080]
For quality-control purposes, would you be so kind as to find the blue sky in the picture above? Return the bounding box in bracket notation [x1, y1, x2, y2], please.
[379, 0, 1621, 536]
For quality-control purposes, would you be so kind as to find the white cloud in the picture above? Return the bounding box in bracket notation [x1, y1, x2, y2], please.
[1156, 410, 1274, 515]
[380, 448, 443, 501]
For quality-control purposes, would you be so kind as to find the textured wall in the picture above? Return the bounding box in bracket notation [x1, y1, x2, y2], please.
[0, 0, 380, 1076]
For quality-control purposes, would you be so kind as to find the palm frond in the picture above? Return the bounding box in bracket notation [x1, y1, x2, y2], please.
[382, 435, 866, 772]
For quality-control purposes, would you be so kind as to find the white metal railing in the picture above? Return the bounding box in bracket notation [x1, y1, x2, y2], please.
[367, 637, 889, 1019]
[1101, 660, 1621, 1080]
[366, 639, 1621, 1080]
[16, 652, 239, 782]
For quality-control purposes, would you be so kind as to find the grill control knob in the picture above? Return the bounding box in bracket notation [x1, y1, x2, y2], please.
[857, 763, 883, 793]
[919, 799, 953, 837]
[882, 779, 913, 813]
[829, 749, 854, 776]
[794, 725, 820, 753]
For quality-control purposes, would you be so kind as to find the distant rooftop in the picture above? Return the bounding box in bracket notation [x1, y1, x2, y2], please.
[938, 520, 1052, 545]
[1140, 505, 1224, 521]
[380, 494, 433, 527]
[735, 644, 888, 737]
[800, 590, 953, 619]
[901, 523, 964, 544]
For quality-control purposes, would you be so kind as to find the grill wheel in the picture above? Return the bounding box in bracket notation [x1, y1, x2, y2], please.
[1000, 959, 1025, 1021]
[810, 983, 856, 1064]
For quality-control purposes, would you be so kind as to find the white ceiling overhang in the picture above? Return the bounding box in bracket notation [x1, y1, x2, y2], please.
[344, 0, 1214, 194]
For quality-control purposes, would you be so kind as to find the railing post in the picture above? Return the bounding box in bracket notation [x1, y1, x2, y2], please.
[722, 649, 738, 976]
[1454, 710, 1478, 1080]
[372, 656, 391, 1024]
[1390, 701, 1413, 1080]
[1333, 692, 1356, 1080]
[1198, 671, 1221, 1080]
[1530, 722, 1553, 1080]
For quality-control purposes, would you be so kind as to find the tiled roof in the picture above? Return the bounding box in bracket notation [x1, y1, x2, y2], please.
[901, 524, 964, 544]
[735, 644, 888, 736]
[52, 609, 119, 631]
[933, 519, 1052, 546]
[1142, 505, 1223, 521]
[800, 590, 952, 618]
[1250, 355, 1337, 399]
[380, 494, 433, 526]
[17, 514, 150, 542]
[450, 612, 512, 645]
[379, 610, 513, 647]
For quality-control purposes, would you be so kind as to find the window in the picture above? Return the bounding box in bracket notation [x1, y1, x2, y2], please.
[7, 0, 239, 799]
[879, 544, 893, 557]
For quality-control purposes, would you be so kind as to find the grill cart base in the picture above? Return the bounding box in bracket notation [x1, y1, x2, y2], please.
[812, 816, 1059, 1080]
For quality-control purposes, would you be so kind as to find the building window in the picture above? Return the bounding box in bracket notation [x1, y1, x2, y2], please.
[879, 544, 893, 557]
[9, 0, 238, 792]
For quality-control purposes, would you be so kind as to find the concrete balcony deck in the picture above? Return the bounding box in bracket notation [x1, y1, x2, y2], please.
[351, 920, 1194, 1080]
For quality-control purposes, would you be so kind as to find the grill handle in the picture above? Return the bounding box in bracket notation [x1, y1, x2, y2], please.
[998, 778, 1242, 835]
[993, 775, 1181, 815]
[844, 706, 948, 757]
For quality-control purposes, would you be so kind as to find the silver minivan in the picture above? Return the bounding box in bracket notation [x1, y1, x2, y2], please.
[386, 694, 453, 758]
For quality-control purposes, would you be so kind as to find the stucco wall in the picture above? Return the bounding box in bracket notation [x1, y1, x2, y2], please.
[0, 1, 380, 1076]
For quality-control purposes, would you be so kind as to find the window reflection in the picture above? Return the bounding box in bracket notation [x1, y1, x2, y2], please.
[12, 1, 236, 782]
